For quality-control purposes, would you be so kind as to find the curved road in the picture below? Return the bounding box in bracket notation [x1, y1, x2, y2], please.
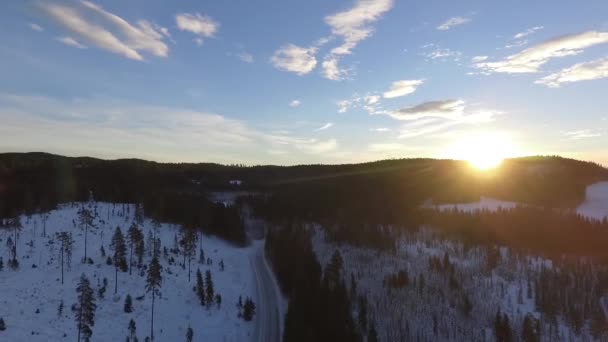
[251, 241, 282, 342]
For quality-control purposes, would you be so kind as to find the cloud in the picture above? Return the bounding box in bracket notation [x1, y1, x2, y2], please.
[536, 57, 608, 88]
[514, 26, 543, 39]
[315, 122, 334, 131]
[437, 16, 471, 31]
[271, 0, 394, 80]
[29, 23, 44, 32]
[321, 56, 345, 81]
[471, 55, 488, 62]
[237, 52, 254, 63]
[475, 30, 608, 73]
[0, 93, 343, 163]
[270, 44, 318, 75]
[337, 94, 383, 114]
[563, 129, 602, 139]
[320, 0, 394, 80]
[420, 45, 462, 62]
[383, 79, 424, 98]
[296, 138, 338, 154]
[289, 100, 302, 108]
[56, 36, 87, 49]
[389, 100, 466, 120]
[370, 127, 391, 132]
[175, 13, 219, 45]
[383, 100, 500, 139]
[42, 1, 169, 61]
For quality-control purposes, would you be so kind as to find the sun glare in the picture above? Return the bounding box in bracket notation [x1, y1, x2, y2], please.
[443, 132, 520, 170]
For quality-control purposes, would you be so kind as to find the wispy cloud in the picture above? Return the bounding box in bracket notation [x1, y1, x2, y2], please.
[270, 44, 318, 75]
[380, 100, 500, 139]
[29, 23, 44, 32]
[296, 138, 338, 154]
[237, 51, 254, 63]
[289, 100, 302, 108]
[0, 93, 341, 163]
[563, 129, 602, 139]
[437, 16, 471, 31]
[271, 0, 394, 80]
[337, 94, 382, 114]
[420, 46, 462, 62]
[175, 13, 219, 46]
[475, 30, 608, 73]
[471, 55, 488, 62]
[56, 36, 87, 49]
[536, 57, 608, 88]
[514, 26, 543, 39]
[42, 1, 169, 61]
[315, 122, 334, 131]
[322, 0, 394, 80]
[370, 127, 391, 132]
[389, 100, 466, 121]
[383, 79, 424, 98]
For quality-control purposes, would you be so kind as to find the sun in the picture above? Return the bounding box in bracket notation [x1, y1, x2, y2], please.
[442, 132, 520, 170]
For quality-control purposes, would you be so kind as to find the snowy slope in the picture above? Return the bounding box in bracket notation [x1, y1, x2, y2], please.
[576, 181, 608, 221]
[0, 202, 258, 342]
[424, 196, 518, 213]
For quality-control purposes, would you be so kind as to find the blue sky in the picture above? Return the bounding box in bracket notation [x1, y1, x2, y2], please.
[0, 0, 607, 165]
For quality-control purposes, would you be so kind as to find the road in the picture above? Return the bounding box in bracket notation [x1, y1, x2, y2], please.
[251, 241, 282, 342]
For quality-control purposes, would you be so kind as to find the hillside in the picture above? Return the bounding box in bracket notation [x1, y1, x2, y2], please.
[0, 201, 261, 341]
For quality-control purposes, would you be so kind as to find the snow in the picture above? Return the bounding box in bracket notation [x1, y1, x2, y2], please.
[576, 181, 608, 221]
[0, 202, 259, 342]
[310, 226, 582, 341]
[424, 196, 518, 213]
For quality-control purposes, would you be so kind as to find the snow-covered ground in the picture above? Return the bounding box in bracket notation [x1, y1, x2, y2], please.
[0, 202, 259, 342]
[576, 181, 608, 221]
[311, 226, 585, 341]
[423, 196, 518, 213]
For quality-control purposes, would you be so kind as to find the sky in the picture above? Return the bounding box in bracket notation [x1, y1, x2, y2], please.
[0, 0, 607, 165]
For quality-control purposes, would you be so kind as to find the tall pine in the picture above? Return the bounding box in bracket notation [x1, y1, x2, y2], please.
[76, 274, 97, 342]
[146, 257, 162, 341]
[111, 226, 127, 294]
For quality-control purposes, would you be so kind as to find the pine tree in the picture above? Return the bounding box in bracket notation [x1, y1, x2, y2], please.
[186, 326, 193, 342]
[124, 294, 133, 313]
[135, 235, 145, 266]
[243, 298, 256, 321]
[78, 207, 95, 262]
[57, 232, 74, 284]
[146, 257, 162, 341]
[76, 273, 97, 342]
[205, 270, 214, 307]
[237, 295, 243, 317]
[0, 257, 4, 271]
[134, 204, 144, 225]
[215, 294, 222, 309]
[0, 317, 5, 331]
[368, 322, 379, 342]
[522, 313, 540, 342]
[462, 293, 473, 317]
[195, 269, 205, 306]
[111, 227, 128, 293]
[182, 229, 196, 282]
[325, 250, 344, 289]
[128, 224, 138, 275]
[128, 319, 137, 341]
[358, 295, 368, 333]
[58, 300, 64, 317]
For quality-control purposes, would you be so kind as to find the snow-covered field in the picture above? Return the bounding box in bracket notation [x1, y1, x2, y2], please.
[577, 181, 608, 221]
[423, 197, 518, 213]
[0, 202, 258, 342]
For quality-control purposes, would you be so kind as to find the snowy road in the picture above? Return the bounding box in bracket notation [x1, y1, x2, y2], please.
[251, 241, 282, 342]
